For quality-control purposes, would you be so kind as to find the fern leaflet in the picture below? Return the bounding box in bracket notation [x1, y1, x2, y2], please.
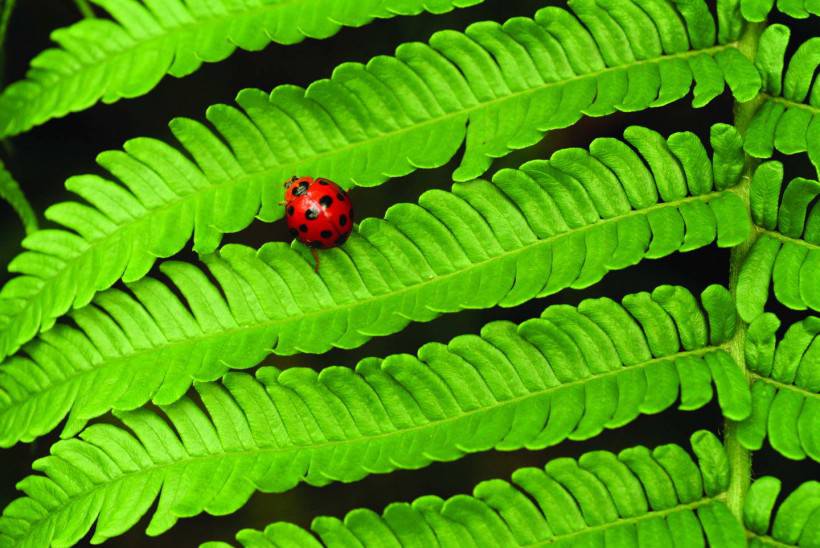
[740, 0, 820, 21]
[746, 31, 820, 173]
[0, 0, 757, 361]
[0, 0, 484, 137]
[206, 432, 749, 548]
[0, 159, 37, 235]
[736, 162, 819, 321]
[744, 476, 820, 547]
[736, 313, 819, 462]
[0, 288, 751, 545]
[0, 126, 753, 447]
[210, 465, 820, 547]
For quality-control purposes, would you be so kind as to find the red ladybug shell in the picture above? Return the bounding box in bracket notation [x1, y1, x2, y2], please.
[284, 176, 353, 249]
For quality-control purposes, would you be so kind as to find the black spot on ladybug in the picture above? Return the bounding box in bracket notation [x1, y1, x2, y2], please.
[293, 182, 308, 196]
[320, 230, 332, 239]
[289, 228, 298, 237]
[299, 224, 308, 232]
[319, 195, 333, 208]
[305, 207, 319, 220]
[335, 233, 349, 246]
[318, 179, 329, 185]
[287, 206, 294, 216]
[339, 214, 348, 227]
[337, 192, 345, 201]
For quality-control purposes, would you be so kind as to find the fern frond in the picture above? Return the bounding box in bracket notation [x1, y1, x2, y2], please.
[209, 474, 820, 547]
[737, 162, 819, 321]
[209, 431, 744, 548]
[746, 30, 820, 173]
[0, 288, 750, 547]
[0, 0, 484, 137]
[744, 476, 820, 547]
[0, 0, 758, 361]
[0, 126, 753, 447]
[741, 0, 820, 21]
[0, 159, 37, 235]
[736, 313, 819, 462]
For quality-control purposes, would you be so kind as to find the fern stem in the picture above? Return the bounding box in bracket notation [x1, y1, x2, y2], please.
[724, 21, 765, 521]
[74, 0, 95, 18]
[0, 0, 15, 85]
[0, 0, 14, 45]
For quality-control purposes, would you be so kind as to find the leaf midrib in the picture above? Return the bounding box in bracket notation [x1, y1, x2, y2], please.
[12, 346, 723, 543]
[767, 94, 820, 114]
[0, 189, 734, 422]
[744, 531, 796, 548]
[9, 0, 354, 103]
[755, 226, 819, 251]
[528, 495, 727, 546]
[750, 372, 818, 399]
[0, 41, 738, 357]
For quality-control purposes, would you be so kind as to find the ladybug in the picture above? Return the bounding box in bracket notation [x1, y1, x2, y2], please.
[283, 176, 353, 271]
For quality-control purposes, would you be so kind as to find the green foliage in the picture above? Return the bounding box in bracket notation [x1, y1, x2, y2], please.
[0, 0, 760, 363]
[737, 314, 819, 461]
[0, 159, 37, 235]
[211, 467, 820, 547]
[212, 456, 820, 548]
[0, 287, 752, 545]
[741, 0, 820, 21]
[0, 0, 484, 137]
[746, 32, 820, 174]
[737, 163, 819, 321]
[744, 477, 820, 547]
[0, 126, 752, 447]
[212, 432, 745, 547]
[0, 0, 817, 546]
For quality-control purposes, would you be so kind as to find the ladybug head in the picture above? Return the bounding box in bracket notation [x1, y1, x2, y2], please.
[283, 176, 312, 201]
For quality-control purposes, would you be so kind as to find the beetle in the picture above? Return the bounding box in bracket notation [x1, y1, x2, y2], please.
[282, 176, 353, 271]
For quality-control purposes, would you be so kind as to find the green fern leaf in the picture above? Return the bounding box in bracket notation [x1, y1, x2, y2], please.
[741, 0, 820, 20]
[0, 159, 37, 235]
[0, 0, 485, 137]
[746, 32, 820, 173]
[0, 290, 750, 546]
[208, 431, 746, 547]
[777, 0, 820, 17]
[737, 162, 819, 321]
[0, 126, 752, 447]
[209, 475, 820, 547]
[741, 0, 777, 21]
[744, 476, 820, 547]
[0, 0, 757, 361]
[736, 314, 819, 461]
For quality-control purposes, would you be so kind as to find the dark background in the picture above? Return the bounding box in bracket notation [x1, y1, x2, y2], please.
[0, 1, 817, 546]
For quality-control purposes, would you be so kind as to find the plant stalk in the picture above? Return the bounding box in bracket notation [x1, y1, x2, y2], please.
[74, 0, 95, 18]
[0, 0, 15, 86]
[724, 21, 765, 521]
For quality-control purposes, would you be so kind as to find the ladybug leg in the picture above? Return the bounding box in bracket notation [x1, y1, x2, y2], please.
[311, 247, 320, 273]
